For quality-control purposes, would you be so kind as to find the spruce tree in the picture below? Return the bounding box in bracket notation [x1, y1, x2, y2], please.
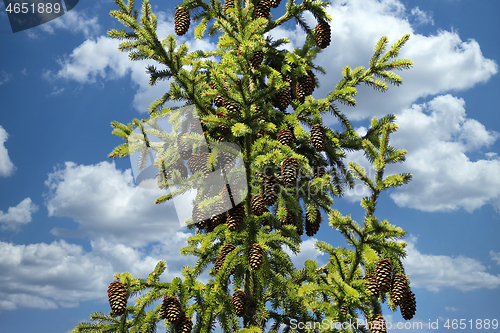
[71, 0, 416, 332]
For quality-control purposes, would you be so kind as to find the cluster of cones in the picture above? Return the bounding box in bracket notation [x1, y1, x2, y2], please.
[363, 259, 417, 323]
[214, 243, 264, 275]
[160, 296, 193, 333]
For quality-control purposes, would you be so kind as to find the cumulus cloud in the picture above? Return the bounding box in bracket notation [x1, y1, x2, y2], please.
[343, 94, 500, 213]
[27, 10, 101, 38]
[0, 125, 16, 177]
[46, 11, 216, 112]
[0, 240, 113, 310]
[388, 95, 500, 212]
[403, 236, 500, 292]
[0, 198, 39, 231]
[265, 0, 497, 123]
[490, 251, 500, 265]
[44, 161, 187, 247]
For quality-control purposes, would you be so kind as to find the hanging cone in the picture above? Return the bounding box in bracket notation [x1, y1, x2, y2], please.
[160, 296, 182, 324]
[305, 210, 321, 236]
[250, 194, 268, 216]
[340, 305, 348, 314]
[283, 207, 295, 226]
[363, 274, 379, 297]
[248, 243, 264, 270]
[305, 70, 316, 96]
[277, 128, 293, 146]
[250, 51, 264, 70]
[314, 21, 331, 49]
[207, 212, 226, 232]
[174, 8, 190, 36]
[375, 259, 393, 293]
[231, 289, 246, 317]
[255, 0, 271, 18]
[368, 314, 387, 333]
[270, 0, 281, 8]
[276, 89, 291, 111]
[226, 203, 245, 231]
[221, 184, 235, 208]
[310, 124, 326, 151]
[177, 133, 192, 160]
[281, 157, 299, 187]
[107, 281, 127, 316]
[390, 274, 408, 306]
[262, 174, 280, 206]
[175, 314, 193, 333]
[223, 100, 239, 115]
[187, 153, 211, 177]
[400, 288, 416, 320]
[223, 0, 235, 13]
[313, 166, 326, 178]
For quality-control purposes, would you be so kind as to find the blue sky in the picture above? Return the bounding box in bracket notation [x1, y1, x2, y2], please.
[0, 0, 499, 332]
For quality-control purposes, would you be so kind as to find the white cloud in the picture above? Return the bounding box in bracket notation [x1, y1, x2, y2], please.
[265, 0, 497, 123]
[27, 10, 101, 39]
[342, 94, 500, 212]
[0, 240, 113, 310]
[410, 7, 434, 26]
[445, 306, 459, 312]
[0, 198, 39, 231]
[283, 238, 326, 269]
[44, 161, 187, 247]
[46, 11, 217, 112]
[490, 251, 500, 265]
[0, 71, 12, 85]
[0, 125, 16, 177]
[387, 95, 500, 212]
[403, 236, 500, 292]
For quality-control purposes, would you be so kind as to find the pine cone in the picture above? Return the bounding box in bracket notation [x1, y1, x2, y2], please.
[250, 51, 264, 70]
[305, 210, 321, 236]
[214, 243, 236, 273]
[231, 289, 246, 317]
[270, 0, 281, 8]
[363, 274, 379, 297]
[276, 89, 291, 111]
[107, 281, 127, 316]
[368, 314, 387, 333]
[255, 0, 270, 18]
[277, 128, 293, 147]
[227, 203, 245, 231]
[305, 70, 316, 96]
[313, 166, 326, 178]
[400, 288, 416, 320]
[281, 157, 299, 187]
[177, 134, 192, 160]
[262, 174, 280, 206]
[160, 296, 182, 324]
[390, 274, 408, 306]
[174, 8, 190, 36]
[207, 212, 226, 232]
[314, 21, 331, 49]
[214, 95, 225, 107]
[248, 243, 264, 270]
[221, 184, 235, 208]
[224, 0, 235, 13]
[375, 259, 393, 293]
[175, 314, 193, 333]
[310, 124, 326, 151]
[250, 194, 268, 216]
[223, 100, 239, 114]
